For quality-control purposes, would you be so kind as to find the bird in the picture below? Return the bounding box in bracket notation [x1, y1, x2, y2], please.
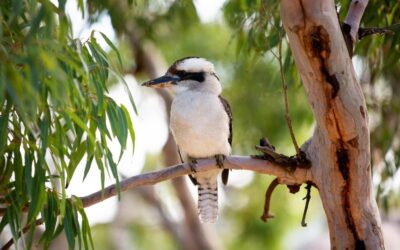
[142, 57, 232, 223]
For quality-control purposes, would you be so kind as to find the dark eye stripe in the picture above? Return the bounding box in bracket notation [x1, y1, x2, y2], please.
[183, 72, 205, 82]
[175, 70, 205, 82]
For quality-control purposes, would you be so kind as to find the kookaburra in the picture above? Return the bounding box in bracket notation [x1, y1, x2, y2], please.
[142, 57, 232, 223]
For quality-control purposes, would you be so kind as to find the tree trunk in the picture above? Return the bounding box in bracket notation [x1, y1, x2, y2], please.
[280, 0, 384, 248]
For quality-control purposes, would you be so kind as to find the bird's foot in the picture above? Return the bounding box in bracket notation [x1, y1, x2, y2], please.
[188, 157, 198, 173]
[215, 154, 226, 169]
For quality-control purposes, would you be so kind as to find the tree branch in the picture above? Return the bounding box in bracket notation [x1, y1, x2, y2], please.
[300, 182, 312, 227]
[260, 178, 280, 222]
[342, 0, 369, 55]
[80, 155, 310, 209]
[358, 25, 397, 39]
[1, 218, 44, 250]
[0, 155, 310, 249]
[276, 29, 301, 157]
[0, 155, 310, 217]
[344, 0, 369, 42]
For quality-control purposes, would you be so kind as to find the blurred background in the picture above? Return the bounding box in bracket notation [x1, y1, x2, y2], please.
[1, 0, 400, 249]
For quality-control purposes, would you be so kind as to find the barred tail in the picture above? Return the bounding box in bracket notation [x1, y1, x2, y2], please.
[198, 184, 218, 223]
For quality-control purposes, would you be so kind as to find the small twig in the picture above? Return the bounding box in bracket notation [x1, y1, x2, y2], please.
[342, 22, 397, 56]
[358, 25, 398, 40]
[177, 145, 184, 163]
[260, 178, 280, 222]
[341, 0, 369, 56]
[267, 16, 300, 157]
[301, 182, 312, 227]
[273, 27, 301, 158]
[1, 218, 44, 250]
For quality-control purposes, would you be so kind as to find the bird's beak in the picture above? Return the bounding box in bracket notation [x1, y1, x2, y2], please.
[141, 75, 179, 88]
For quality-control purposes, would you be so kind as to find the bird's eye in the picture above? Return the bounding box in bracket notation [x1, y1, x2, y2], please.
[175, 71, 186, 79]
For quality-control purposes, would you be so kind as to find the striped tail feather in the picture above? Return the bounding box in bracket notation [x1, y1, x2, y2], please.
[198, 183, 218, 223]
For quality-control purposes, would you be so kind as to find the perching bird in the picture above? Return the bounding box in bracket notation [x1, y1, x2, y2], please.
[142, 57, 232, 223]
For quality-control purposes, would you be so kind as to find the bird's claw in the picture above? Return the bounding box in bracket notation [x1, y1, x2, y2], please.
[188, 157, 198, 173]
[215, 154, 226, 169]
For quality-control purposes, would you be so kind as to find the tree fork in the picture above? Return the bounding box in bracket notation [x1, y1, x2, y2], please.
[280, 0, 383, 248]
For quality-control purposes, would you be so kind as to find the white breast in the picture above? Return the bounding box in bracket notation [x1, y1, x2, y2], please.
[170, 91, 231, 158]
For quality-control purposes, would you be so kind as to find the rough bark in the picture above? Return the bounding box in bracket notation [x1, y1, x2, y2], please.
[280, 0, 383, 248]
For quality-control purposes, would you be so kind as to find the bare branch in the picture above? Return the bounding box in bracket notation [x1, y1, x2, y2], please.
[260, 178, 280, 222]
[0, 156, 311, 217]
[358, 25, 397, 39]
[342, 0, 369, 56]
[268, 21, 301, 157]
[344, 0, 369, 42]
[277, 30, 301, 157]
[300, 182, 312, 227]
[80, 155, 310, 209]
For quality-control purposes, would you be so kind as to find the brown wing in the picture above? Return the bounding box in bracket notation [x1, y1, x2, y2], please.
[218, 95, 232, 185]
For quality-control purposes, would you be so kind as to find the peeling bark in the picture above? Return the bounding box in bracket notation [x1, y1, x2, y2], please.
[280, 0, 384, 248]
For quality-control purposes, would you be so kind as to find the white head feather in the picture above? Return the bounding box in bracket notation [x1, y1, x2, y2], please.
[167, 57, 221, 95]
[174, 57, 215, 73]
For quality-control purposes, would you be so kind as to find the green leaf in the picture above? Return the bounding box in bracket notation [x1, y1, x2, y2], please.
[63, 201, 76, 249]
[65, 111, 96, 145]
[74, 198, 94, 250]
[87, 40, 109, 83]
[120, 104, 135, 152]
[40, 112, 50, 157]
[83, 154, 94, 181]
[108, 69, 138, 114]
[0, 1, 138, 245]
[100, 31, 123, 67]
[77, 0, 84, 18]
[14, 150, 23, 196]
[106, 150, 120, 198]
[107, 99, 127, 149]
[71, 204, 82, 250]
[67, 142, 87, 186]
[0, 102, 10, 154]
[25, 5, 45, 41]
[0, 209, 9, 233]
[94, 142, 106, 195]
[27, 162, 46, 224]
[23, 151, 34, 196]
[40, 191, 59, 247]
